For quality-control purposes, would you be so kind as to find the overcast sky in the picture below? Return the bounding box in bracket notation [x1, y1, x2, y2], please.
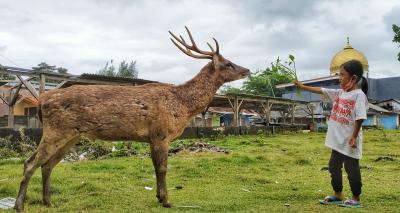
[0, 0, 399, 87]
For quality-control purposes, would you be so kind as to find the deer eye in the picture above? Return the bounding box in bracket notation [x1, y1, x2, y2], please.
[226, 63, 235, 69]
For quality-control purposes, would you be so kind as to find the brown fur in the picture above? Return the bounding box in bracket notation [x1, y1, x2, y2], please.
[15, 35, 249, 211]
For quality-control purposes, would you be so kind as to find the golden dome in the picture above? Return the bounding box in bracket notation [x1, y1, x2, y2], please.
[329, 37, 369, 75]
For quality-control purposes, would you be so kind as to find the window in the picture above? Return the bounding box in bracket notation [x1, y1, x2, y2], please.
[24, 107, 37, 116]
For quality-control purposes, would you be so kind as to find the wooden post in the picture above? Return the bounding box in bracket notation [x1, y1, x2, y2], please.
[201, 111, 207, 127]
[267, 102, 272, 126]
[8, 105, 14, 128]
[311, 105, 314, 123]
[233, 96, 239, 127]
[7, 86, 21, 128]
[291, 103, 295, 125]
[280, 111, 285, 124]
[39, 74, 46, 94]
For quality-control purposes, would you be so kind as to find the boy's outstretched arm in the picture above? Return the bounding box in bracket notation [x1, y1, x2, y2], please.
[294, 80, 322, 94]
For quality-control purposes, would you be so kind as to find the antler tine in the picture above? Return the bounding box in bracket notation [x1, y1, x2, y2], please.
[212, 37, 219, 55]
[184, 26, 214, 56]
[207, 42, 214, 52]
[169, 27, 219, 59]
[169, 38, 212, 59]
[180, 35, 201, 56]
[168, 30, 192, 50]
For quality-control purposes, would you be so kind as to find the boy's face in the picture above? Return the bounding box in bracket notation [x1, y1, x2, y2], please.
[339, 68, 357, 91]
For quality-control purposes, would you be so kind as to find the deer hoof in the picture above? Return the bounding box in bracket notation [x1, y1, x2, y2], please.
[162, 202, 172, 208]
[43, 200, 52, 207]
[156, 195, 162, 203]
[14, 204, 24, 212]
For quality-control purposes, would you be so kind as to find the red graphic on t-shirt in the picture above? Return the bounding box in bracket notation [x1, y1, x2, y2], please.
[329, 97, 355, 125]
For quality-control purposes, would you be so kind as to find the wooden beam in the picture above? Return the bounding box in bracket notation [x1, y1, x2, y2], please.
[9, 84, 22, 106]
[55, 80, 68, 89]
[0, 94, 9, 105]
[16, 75, 39, 100]
[227, 98, 234, 109]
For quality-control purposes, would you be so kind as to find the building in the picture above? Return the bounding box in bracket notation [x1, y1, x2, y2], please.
[277, 38, 400, 129]
[0, 85, 40, 128]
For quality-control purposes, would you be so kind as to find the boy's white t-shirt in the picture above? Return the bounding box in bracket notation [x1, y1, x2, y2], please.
[321, 88, 368, 159]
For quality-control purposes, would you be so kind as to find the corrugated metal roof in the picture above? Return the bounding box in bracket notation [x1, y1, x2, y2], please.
[79, 73, 157, 84]
[368, 103, 390, 113]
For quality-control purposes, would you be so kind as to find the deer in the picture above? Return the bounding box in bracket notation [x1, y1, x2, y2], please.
[15, 27, 250, 211]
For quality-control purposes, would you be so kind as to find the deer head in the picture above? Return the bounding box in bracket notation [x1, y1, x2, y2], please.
[169, 26, 250, 82]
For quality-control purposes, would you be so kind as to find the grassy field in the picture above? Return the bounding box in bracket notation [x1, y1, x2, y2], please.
[1, 129, 399, 212]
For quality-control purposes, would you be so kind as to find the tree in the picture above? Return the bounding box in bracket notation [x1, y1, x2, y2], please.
[97, 60, 138, 78]
[56, 67, 68, 74]
[97, 60, 116, 77]
[32, 62, 68, 74]
[0, 65, 16, 80]
[219, 85, 244, 94]
[220, 55, 297, 97]
[118, 60, 138, 78]
[393, 24, 400, 62]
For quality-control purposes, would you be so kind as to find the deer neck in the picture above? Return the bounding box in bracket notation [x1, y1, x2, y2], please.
[174, 63, 224, 116]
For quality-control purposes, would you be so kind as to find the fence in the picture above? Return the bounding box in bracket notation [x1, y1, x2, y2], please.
[0, 115, 40, 128]
[0, 125, 308, 143]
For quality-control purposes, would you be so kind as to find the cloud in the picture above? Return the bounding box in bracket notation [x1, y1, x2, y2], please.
[0, 0, 399, 86]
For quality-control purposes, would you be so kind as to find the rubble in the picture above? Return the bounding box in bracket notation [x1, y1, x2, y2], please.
[169, 142, 231, 154]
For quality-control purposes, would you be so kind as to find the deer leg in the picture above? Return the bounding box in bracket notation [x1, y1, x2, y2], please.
[23, 150, 37, 174]
[15, 133, 73, 212]
[150, 142, 171, 208]
[15, 153, 43, 212]
[41, 135, 79, 207]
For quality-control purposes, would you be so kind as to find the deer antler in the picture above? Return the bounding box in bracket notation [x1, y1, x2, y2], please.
[169, 26, 219, 60]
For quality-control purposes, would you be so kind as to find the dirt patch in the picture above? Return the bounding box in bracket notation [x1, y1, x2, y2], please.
[169, 142, 231, 154]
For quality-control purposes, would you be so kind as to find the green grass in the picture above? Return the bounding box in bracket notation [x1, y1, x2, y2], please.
[1, 129, 399, 212]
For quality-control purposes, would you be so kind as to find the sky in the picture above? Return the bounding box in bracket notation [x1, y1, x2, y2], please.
[0, 0, 399, 88]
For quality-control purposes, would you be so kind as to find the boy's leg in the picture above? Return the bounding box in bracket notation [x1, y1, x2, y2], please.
[344, 155, 362, 199]
[328, 150, 344, 195]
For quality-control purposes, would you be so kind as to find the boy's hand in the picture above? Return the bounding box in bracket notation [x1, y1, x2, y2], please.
[293, 80, 303, 89]
[349, 137, 357, 148]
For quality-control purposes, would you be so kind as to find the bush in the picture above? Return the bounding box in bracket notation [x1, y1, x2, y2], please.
[75, 137, 112, 160]
[0, 147, 18, 159]
[0, 128, 37, 159]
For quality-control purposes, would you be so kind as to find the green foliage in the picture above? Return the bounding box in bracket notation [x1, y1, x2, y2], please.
[97, 60, 138, 78]
[242, 55, 297, 97]
[32, 62, 68, 74]
[219, 85, 244, 95]
[0, 129, 36, 159]
[75, 137, 112, 160]
[56, 67, 68, 74]
[0, 64, 16, 80]
[219, 55, 298, 97]
[0, 147, 17, 159]
[393, 24, 400, 62]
